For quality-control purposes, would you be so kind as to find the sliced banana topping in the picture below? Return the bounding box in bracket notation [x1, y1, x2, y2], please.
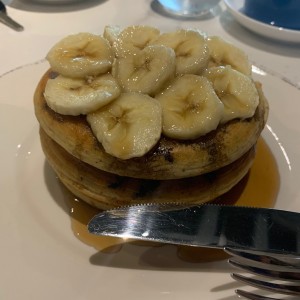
[204, 66, 259, 123]
[103, 25, 121, 47]
[87, 93, 162, 159]
[46, 32, 114, 78]
[112, 45, 176, 95]
[43, 26, 260, 159]
[207, 36, 252, 76]
[44, 74, 121, 116]
[150, 29, 209, 75]
[156, 74, 224, 140]
[113, 25, 160, 57]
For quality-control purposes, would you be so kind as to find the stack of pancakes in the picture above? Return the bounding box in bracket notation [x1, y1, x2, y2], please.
[34, 69, 268, 210]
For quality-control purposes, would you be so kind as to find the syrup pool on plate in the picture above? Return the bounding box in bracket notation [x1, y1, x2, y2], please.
[62, 137, 280, 262]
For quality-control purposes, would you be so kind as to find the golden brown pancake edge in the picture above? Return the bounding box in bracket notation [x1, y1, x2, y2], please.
[34, 69, 268, 180]
[40, 127, 256, 210]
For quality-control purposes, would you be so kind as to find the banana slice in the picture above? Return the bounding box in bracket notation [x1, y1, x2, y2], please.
[113, 25, 160, 57]
[44, 73, 121, 116]
[46, 32, 114, 78]
[206, 36, 252, 76]
[156, 74, 224, 140]
[103, 25, 121, 47]
[150, 29, 209, 75]
[87, 93, 162, 159]
[112, 45, 176, 95]
[204, 66, 259, 123]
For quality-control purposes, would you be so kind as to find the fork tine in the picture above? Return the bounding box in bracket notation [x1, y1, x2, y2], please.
[235, 289, 280, 300]
[231, 273, 300, 296]
[225, 248, 300, 269]
[229, 258, 300, 282]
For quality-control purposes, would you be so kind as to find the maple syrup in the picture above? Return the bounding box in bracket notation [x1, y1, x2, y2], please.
[62, 138, 280, 262]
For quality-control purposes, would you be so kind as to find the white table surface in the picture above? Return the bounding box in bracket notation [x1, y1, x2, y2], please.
[1, 0, 300, 88]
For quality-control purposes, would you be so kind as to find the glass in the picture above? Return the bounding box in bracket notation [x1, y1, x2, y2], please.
[156, 0, 221, 18]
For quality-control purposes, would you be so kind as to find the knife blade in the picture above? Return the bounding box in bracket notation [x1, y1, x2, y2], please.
[88, 203, 300, 255]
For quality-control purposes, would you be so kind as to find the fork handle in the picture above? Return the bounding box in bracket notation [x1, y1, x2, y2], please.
[0, 12, 24, 31]
[236, 289, 279, 300]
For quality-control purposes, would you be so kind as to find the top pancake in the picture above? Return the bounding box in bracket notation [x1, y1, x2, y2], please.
[34, 69, 269, 180]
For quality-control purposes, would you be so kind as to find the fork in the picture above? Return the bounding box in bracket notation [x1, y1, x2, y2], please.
[0, 1, 24, 31]
[225, 248, 300, 299]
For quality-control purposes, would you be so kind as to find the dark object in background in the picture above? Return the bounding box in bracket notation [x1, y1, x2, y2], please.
[243, 0, 300, 30]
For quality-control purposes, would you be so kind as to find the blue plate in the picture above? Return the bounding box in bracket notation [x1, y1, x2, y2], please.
[224, 0, 300, 43]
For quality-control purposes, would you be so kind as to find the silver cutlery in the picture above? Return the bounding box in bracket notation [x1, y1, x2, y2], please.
[88, 203, 300, 256]
[226, 248, 300, 299]
[0, 1, 24, 31]
[88, 203, 300, 299]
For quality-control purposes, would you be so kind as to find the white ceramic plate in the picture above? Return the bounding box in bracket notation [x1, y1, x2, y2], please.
[224, 0, 300, 43]
[1, 60, 300, 299]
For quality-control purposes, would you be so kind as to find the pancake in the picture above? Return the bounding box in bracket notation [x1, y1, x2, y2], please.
[40, 127, 256, 210]
[34, 70, 269, 180]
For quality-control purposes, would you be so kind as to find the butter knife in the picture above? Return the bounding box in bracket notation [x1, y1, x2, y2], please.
[88, 203, 300, 256]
